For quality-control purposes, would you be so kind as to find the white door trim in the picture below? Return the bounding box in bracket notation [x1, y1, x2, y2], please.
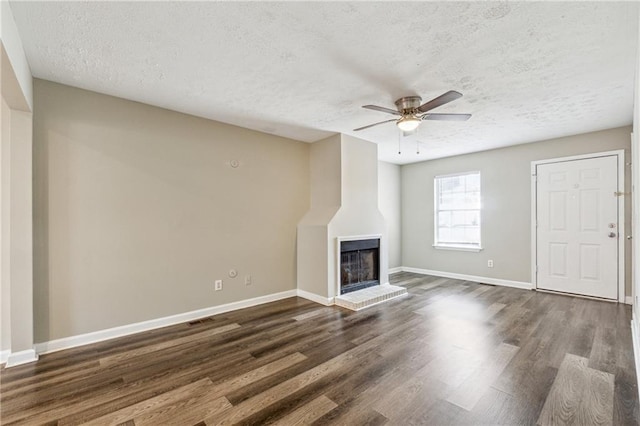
[531, 150, 625, 302]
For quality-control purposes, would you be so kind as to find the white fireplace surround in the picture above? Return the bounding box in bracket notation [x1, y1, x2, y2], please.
[297, 134, 389, 302]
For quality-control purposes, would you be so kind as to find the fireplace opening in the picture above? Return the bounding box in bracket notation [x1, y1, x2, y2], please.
[340, 238, 380, 294]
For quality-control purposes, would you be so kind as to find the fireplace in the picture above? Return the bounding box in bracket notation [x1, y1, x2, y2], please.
[340, 238, 380, 294]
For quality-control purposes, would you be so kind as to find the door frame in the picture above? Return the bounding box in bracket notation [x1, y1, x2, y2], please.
[530, 150, 626, 302]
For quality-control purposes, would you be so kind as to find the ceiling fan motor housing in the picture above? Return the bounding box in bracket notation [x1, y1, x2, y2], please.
[394, 96, 422, 114]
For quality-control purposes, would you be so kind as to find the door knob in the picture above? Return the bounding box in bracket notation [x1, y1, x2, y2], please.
[608, 232, 617, 238]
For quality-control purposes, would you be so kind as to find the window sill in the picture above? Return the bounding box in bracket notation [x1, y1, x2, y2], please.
[433, 244, 483, 252]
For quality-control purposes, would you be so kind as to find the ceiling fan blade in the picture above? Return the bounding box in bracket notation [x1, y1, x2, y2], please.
[353, 119, 397, 131]
[416, 90, 463, 113]
[362, 105, 401, 116]
[421, 113, 471, 121]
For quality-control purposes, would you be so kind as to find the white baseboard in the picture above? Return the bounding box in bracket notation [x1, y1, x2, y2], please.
[296, 289, 334, 306]
[388, 267, 403, 274]
[35, 289, 298, 356]
[626, 296, 634, 305]
[631, 314, 640, 403]
[0, 349, 10, 364]
[5, 349, 38, 368]
[401, 266, 533, 290]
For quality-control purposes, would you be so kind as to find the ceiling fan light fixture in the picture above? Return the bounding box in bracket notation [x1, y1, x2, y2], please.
[396, 115, 421, 132]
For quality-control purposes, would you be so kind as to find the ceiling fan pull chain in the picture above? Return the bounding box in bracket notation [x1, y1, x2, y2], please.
[398, 129, 402, 155]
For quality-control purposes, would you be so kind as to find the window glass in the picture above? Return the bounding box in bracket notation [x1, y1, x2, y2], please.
[434, 172, 481, 249]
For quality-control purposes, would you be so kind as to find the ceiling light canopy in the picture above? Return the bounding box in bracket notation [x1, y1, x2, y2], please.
[396, 115, 421, 132]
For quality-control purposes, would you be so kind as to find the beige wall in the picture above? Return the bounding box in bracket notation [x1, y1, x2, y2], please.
[1, 94, 35, 356]
[33, 79, 310, 342]
[297, 135, 341, 298]
[310, 135, 341, 209]
[1, 16, 36, 362]
[378, 161, 401, 269]
[402, 126, 632, 295]
[1, 96, 10, 352]
[8, 107, 33, 352]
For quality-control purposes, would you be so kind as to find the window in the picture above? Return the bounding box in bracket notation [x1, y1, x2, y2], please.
[434, 171, 482, 251]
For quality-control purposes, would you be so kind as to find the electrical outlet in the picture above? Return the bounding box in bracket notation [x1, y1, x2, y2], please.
[245, 275, 252, 286]
[488, 260, 494, 268]
[215, 280, 223, 291]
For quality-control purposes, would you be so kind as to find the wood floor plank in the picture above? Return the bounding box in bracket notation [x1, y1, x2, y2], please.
[613, 366, 640, 425]
[537, 353, 614, 426]
[292, 307, 333, 322]
[99, 323, 241, 366]
[314, 404, 389, 425]
[491, 338, 560, 422]
[0, 358, 102, 395]
[467, 284, 495, 298]
[270, 395, 337, 425]
[204, 342, 383, 424]
[203, 313, 416, 425]
[80, 378, 229, 426]
[1, 273, 637, 425]
[445, 342, 519, 411]
[413, 277, 449, 290]
[129, 391, 230, 426]
[492, 305, 540, 348]
[212, 351, 308, 398]
[11, 350, 301, 424]
[405, 399, 466, 426]
[375, 365, 450, 420]
[487, 302, 507, 318]
[425, 315, 493, 352]
[464, 386, 533, 425]
[1, 358, 103, 401]
[333, 363, 417, 423]
[62, 351, 306, 425]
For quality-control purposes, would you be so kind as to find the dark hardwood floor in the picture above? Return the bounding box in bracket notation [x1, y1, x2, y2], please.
[1, 272, 638, 425]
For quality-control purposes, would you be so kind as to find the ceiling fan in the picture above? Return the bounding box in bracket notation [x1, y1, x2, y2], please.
[354, 90, 471, 132]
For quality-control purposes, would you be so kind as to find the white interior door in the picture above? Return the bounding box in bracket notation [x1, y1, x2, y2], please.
[536, 155, 618, 300]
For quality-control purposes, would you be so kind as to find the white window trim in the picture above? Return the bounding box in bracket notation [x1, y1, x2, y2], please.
[434, 171, 482, 251]
[433, 243, 483, 252]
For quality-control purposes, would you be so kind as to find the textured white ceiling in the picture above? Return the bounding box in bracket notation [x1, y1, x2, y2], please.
[8, 1, 639, 164]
